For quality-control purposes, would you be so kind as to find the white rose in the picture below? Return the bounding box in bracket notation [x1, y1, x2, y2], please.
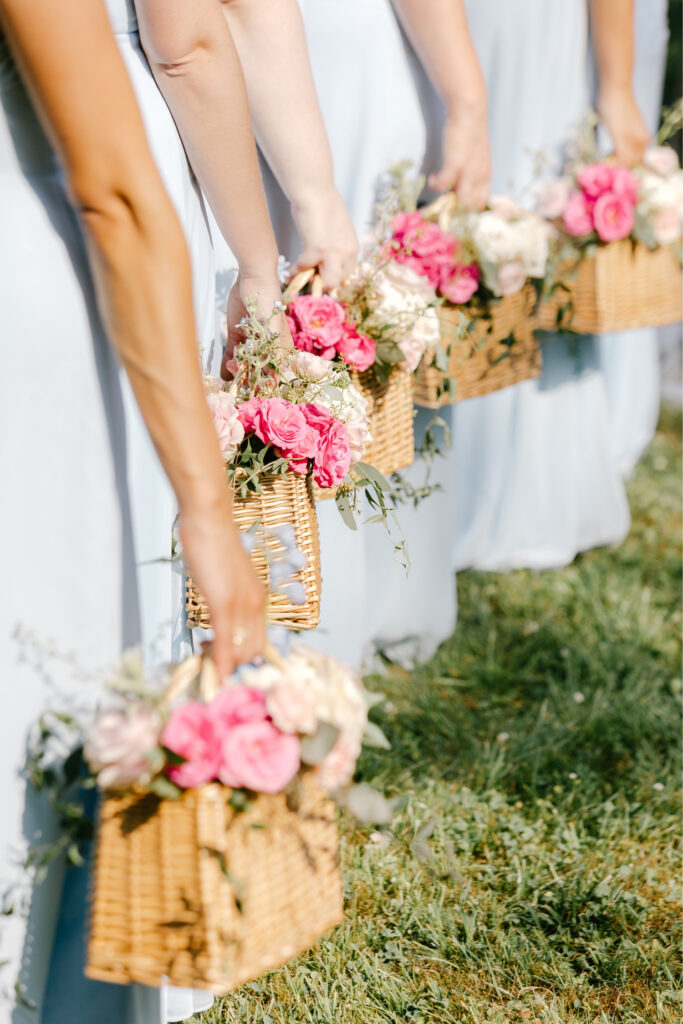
[470, 212, 518, 264]
[292, 350, 334, 382]
[643, 146, 680, 178]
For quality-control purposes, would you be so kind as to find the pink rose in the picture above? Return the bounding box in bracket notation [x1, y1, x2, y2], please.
[219, 720, 300, 794]
[162, 702, 222, 788]
[536, 178, 572, 219]
[237, 397, 261, 435]
[266, 680, 318, 735]
[300, 401, 335, 435]
[336, 322, 376, 372]
[653, 206, 682, 245]
[85, 704, 161, 790]
[390, 211, 456, 287]
[288, 295, 346, 360]
[592, 191, 635, 242]
[643, 146, 679, 177]
[239, 397, 318, 467]
[577, 163, 614, 199]
[210, 686, 268, 739]
[610, 166, 639, 205]
[439, 262, 480, 304]
[497, 260, 527, 296]
[563, 189, 595, 236]
[312, 416, 352, 489]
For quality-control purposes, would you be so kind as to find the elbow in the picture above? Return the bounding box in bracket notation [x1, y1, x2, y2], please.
[138, 21, 216, 78]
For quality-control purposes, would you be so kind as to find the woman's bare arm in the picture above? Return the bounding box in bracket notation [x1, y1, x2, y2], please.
[589, 0, 649, 164]
[220, 0, 357, 287]
[391, 0, 490, 208]
[0, 0, 265, 677]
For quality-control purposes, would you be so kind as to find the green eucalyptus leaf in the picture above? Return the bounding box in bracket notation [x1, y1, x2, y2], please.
[363, 721, 392, 750]
[300, 722, 340, 766]
[341, 783, 394, 825]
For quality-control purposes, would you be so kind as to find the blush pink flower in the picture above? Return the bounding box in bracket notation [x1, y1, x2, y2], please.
[536, 178, 572, 219]
[593, 191, 635, 241]
[390, 211, 457, 287]
[288, 295, 346, 359]
[266, 680, 318, 735]
[610, 166, 639, 205]
[488, 195, 523, 220]
[316, 733, 362, 793]
[563, 189, 595, 236]
[643, 146, 679, 177]
[210, 686, 268, 738]
[205, 390, 244, 458]
[219, 720, 300, 794]
[577, 163, 614, 199]
[497, 260, 527, 296]
[652, 206, 682, 245]
[162, 702, 222, 788]
[85, 705, 161, 790]
[439, 262, 480, 304]
[312, 416, 352, 490]
[336, 322, 376, 372]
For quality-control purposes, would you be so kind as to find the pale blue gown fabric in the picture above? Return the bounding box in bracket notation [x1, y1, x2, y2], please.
[0, 26, 160, 1024]
[596, 0, 669, 476]
[444, 0, 630, 572]
[261, 0, 457, 666]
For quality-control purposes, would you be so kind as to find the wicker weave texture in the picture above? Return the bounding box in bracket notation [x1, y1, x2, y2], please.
[314, 367, 415, 501]
[413, 285, 541, 409]
[536, 240, 683, 334]
[186, 472, 321, 630]
[86, 776, 344, 993]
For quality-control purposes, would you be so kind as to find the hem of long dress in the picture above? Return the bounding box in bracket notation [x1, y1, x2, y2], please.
[454, 529, 630, 574]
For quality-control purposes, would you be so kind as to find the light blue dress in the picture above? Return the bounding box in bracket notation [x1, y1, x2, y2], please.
[596, 0, 669, 476]
[262, 0, 457, 666]
[0, 23, 160, 1024]
[444, 0, 630, 571]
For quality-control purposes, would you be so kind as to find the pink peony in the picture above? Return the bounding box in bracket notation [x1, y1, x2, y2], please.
[219, 720, 300, 794]
[288, 295, 346, 360]
[610, 166, 639, 205]
[439, 262, 480, 304]
[390, 210, 456, 287]
[643, 146, 679, 177]
[536, 178, 572, 219]
[336, 321, 376, 372]
[563, 189, 595, 236]
[652, 206, 682, 245]
[85, 704, 161, 790]
[312, 416, 352, 490]
[210, 686, 268, 738]
[592, 191, 635, 242]
[577, 163, 614, 199]
[162, 702, 222, 788]
[266, 680, 318, 735]
[497, 260, 527, 296]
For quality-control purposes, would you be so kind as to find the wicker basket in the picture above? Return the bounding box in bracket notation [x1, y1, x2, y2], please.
[85, 774, 343, 993]
[536, 240, 683, 334]
[314, 367, 415, 501]
[186, 472, 321, 631]
[413, 284, 541, 408]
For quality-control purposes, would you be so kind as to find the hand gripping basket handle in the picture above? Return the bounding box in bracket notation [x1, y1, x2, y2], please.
[282, 267, 325, 301]
[163, 642, 287, 709]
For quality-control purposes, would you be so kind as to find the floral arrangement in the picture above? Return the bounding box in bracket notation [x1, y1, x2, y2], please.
[385, 209, 480, 305]
[460, 197, 551, 296]
[83, 644, 389, 805]
[205, 300, 372, 496]
[535, 146, 683, 250]
[286, 293, 376, 374]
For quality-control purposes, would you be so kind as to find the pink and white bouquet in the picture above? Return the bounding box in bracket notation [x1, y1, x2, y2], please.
[463, 197, 551, 296]
[535, 146, 682, 250]
[286, 293, 376, 374]
[386, 210, 481, 306]
[83, 644, 388, 802]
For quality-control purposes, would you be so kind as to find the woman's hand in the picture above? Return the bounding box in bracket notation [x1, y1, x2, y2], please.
[429, 100, 491, 209]
[179, 494, 266, 680]
[597, 84, 650, 166]
[222, 271, 293, 378]
[291, 187, 358, 288]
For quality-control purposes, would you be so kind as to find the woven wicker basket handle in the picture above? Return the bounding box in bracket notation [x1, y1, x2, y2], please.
[421, 191, 460, 232]
[163, 642, 287, 708]
[283, 268, 325, 301]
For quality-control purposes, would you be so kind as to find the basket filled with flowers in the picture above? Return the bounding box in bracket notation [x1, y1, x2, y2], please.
[284, 269, 415, 492]
[380, 191, 545, 408]
[535, 144, 683, 333]
[56, 642, 390, 993]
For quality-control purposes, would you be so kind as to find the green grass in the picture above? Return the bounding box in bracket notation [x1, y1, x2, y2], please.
[202, 407, 682, 1024]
